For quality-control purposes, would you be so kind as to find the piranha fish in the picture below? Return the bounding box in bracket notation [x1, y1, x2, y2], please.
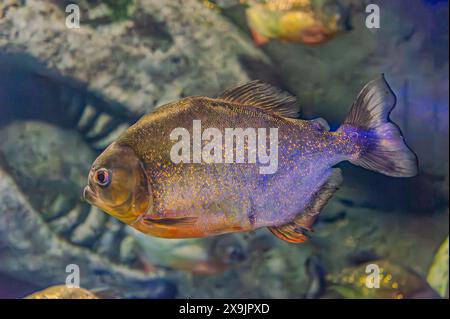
[83, 75, 418, 243]
[245, 0, 352, 45]
[130, 231, 251, 274]
[25, 285, 99, 299]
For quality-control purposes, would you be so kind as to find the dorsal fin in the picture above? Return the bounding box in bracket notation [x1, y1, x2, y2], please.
[218, 80, 300, 118]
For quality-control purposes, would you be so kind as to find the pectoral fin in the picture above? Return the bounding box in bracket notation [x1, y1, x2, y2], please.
[268, 169, 343, 243]
[143, 216, 198, 227]
[131, 208, 201, 238]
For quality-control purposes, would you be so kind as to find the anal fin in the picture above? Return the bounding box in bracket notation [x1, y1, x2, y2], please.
[268, 169, 343, 244]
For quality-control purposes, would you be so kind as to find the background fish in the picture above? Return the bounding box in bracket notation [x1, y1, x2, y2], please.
[131, 232, 258, 274]
[245, 0, 352, 45]
[83, 75, 417, 243]
[25, 285, 99, 299]
[327, 260, 441, 299]
[427, 235, 449, 298]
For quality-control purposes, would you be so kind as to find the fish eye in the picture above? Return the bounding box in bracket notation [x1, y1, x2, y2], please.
[224, 245, 245, 264]
[95, 168, 111, 187]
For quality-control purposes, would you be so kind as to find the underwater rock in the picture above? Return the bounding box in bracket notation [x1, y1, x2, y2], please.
[0, 0, 269, 115]
[0, 121, 177, 298]
[0, 122, 95, 219]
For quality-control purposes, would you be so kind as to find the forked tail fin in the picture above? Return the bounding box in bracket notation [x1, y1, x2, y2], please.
[339, 75, 418, 177]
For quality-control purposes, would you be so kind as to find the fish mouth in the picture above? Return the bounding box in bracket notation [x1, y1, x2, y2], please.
[82, 185, 96, 204]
